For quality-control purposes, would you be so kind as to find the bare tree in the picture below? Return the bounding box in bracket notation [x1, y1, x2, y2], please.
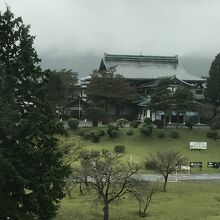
[145, 151, 186, 192]
[78, 150, 139, 220]
[58, 136, 86, 198]
[131, 180, 159, 217]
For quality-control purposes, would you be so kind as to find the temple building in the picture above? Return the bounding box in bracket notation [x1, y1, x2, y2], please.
[81, 53, 206, 124]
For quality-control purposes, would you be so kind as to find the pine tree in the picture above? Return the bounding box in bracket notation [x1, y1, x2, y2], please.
[0, 7, 70, 219]
[205, 54, 220, 111]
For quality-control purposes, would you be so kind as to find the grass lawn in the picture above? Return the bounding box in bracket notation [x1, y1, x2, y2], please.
[56, 181, 220, 220]
[69, 127, 220, 173]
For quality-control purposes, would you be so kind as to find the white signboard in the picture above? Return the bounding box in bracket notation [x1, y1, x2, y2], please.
[189, 142, 207, 150]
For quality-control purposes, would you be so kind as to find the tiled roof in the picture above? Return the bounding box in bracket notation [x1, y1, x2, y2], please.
[102, 53, 205, 81]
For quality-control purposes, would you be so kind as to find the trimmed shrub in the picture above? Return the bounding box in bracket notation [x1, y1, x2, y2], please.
[114, 145, 125, 153]
[83, 132, 91, 140]
[140, 124, 153, 137]
[130, 120, 141, 128]
[157, 131, 165, 138]
[110, 130, 118, 138]
[68, 118, 79, 129]
[127, 130, 134, 136]
[89, 130, 100, 143]
[144, 117, 152, 125]
[107, 123, 119, 138]
[98, 129, 105, 136]
[116, 118, 129, 128]
[170, 131, 179, 138]
[153, 119, 163, 129]
[206, 131, 218, 139]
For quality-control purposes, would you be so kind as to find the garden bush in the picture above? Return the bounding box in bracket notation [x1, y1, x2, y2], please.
[157, 131, 165, 138]
[55, 121, 67, 135]
[169, 131, 179, 138]
[107, 123, 119, 138]
[130, 120, 141, 128]
[83, 132, 91, 140]
[127, 130, 134, 136]
[206, 131, 218, 139]
[98, 129, 105, 136]
[140, 124, 153, 137]
[89, 130, 100, 143]
[116, 118, 129, 128]
[68, 118, 79, 129]
[144, 117, 152, 125]
[114, 145, 125, 153]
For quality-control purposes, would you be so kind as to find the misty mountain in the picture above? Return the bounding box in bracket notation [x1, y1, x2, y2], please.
[180, 55, 213, 78]
[40, 52, 213, 79]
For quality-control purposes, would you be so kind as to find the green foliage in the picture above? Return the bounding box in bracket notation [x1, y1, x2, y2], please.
[85, 106, 105, 127]
[205, 53, 220, 107]
[210, 116, 220, 130]
[114, 145, 125, 153]
[144, 117, 152, 124]
[127, 130, 134, 136]
[86, 67, 137, 107]
[170, 131, 179, 138]
[172, 87, 195, 128]
[206, 131, 218, 139]
[140, 124, 153, 137]
[102, 117, 113, 125]
[150, 79, 172, 127]
[107, 123, 119, 138]
[82, 130, 101, 142]
[98, 129, 105, 136]
[116, 118, 129, 128]
[68, 118, 79, 129]
[185, 118, 195, 130]
[130, 120, 141, 128]
[45, 69, 79, 113]
[157, 131, 165, 138]
[89, 130, 100, 143]
[0, 8, 71, 219]
[55, 121, 67, 136]
[153, 119, 163, 129]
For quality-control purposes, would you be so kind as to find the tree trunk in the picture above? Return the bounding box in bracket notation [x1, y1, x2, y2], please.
[103, 201, 109, 220]
[92, 119, 98, 127]
[176, 113, 179, 129]
[138, 202, 142, 216]
[163, 112, 167, 128]
[163, 175, 168, 192]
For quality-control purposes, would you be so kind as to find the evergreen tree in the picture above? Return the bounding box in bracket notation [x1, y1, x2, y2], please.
[150, 79, 172, 127]
[0, 7, 70, 219]
[45, 69, 79, 115]
[172, 87, 194, 128]
[86, 66, 137, 115]
[205, 54, 220, 114]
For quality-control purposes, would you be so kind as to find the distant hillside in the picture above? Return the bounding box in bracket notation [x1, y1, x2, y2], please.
[180, 55, 213, 78]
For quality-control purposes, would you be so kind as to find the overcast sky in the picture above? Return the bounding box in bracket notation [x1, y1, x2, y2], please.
[0, 0, 219, 75]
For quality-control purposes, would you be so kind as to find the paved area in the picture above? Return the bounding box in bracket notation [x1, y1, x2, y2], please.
[136, 173, 220, 182]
